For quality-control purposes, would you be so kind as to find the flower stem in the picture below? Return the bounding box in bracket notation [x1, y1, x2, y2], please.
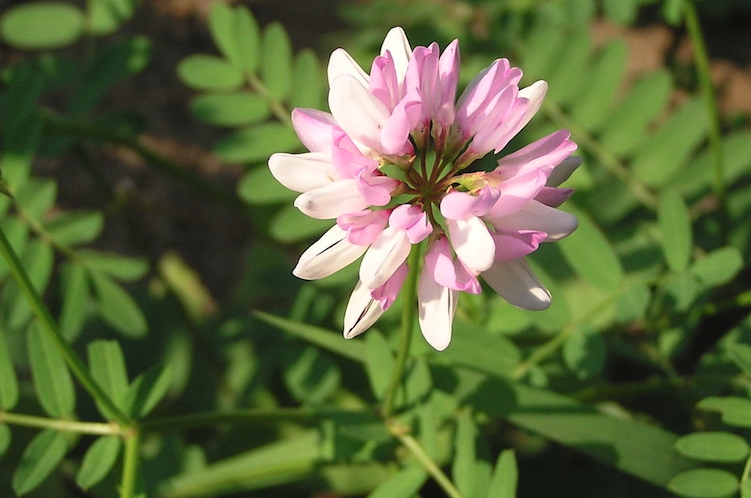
[0, 225, 132, 427]
[391, 428, 466, 498]
[0, 411, 120, 436]
[683, 0, 728, 244]
[382, 245, 423, 418]
[120, 428, 141, 498]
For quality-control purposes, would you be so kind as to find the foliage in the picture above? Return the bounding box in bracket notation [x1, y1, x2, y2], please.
[0, 0, 751, 497]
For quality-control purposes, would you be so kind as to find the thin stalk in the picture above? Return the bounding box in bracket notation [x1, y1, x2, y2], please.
[120, 428, 141, 498]
[683, 0, 728, 243]
[246, 73, 292, 126]
[0, 226, 132, 427]
[0, 412, 120, 436]
[393, 430, 466, 498]
[382, 245, 423, 418]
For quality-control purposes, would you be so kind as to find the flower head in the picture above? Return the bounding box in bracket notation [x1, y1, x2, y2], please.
[269, 27, 579, 350]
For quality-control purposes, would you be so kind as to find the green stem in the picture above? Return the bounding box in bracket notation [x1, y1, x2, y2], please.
[41, 111, 250, 215]
[683, 0, 728, 243]
[0, 226, 132, 427]
[382, 245, 423, 418]
[0, 411, 120, 435]
[120, 428, 141, 498]
[543, 100, 659, 210]
[392, 429, 466, 498]
[141, 407, 374, 433]
[246, 73, 292, 127]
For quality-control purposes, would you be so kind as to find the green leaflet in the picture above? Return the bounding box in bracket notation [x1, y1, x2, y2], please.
[76, 436, 122, 490]
[27, 322, 75, 418]
[0, 2, 84, 50]
[12, 429, 69, 495]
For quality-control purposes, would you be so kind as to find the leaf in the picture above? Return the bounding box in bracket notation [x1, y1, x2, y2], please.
[284, 345, 341, 404]
[14, 177, 56, 222]
[696, 397, 751, 428]
[570, 40, 627, 131]
[668, 469, 738, 498]
[88, 340, 130, 418]
[545, 29, 591, 105]
[558, 208, 624, 290]
[78, 250, 148, 281]
[27, 322, 75, 417]
[268, 205, 331, 243]
[214, 123, 300, 164]
[0, 424, 10, 458]
[364, 330, 395, 400]
[453, 410, 478, 498]
[237, 166, 296, 205]
[89, 271, 148, 338]
[599, 70, 673, 157]
[691, 247, 743, 286]
[563, 327, 607, 380]
[7, 240, 54, 330]
[45, 211, 104, 246]
[190, 92, 270, 127]
[69, 35, 151, 113]
[403, 357, 432, 406]
[234, 7, 261, 72]
[261, 22, 293, 101]
[366, 466, 427, 498]
[658, 190, 693, 272]
[125, 365, 172, 418]
[602, 0, 639, 24]
[12, 429, 68, 495]
[632, 98, 708, 188]
[675, 432, 749, 463]
[0, 327, 19, 410]
[438, 321, 521, 377]
[729, 343, 751, 376]
[208, 2, 242, 66]
[177, 54, 244, 91]
[0, 2, 84, 50]
[486, 450, 518, 498]
[59, 262, 90, 342]
[289, 49, 325, 109]
[76, 436, 122, 490]
[614, 283, 651, 323]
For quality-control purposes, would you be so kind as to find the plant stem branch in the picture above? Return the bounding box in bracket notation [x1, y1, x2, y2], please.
[120, 428, 141, 498]
[391, 428, 466, 498]
[382, 245, 422, 418]
[683, 0, 728, 243]
[0, 411, 121, 435]
[0, 225, 132, 427]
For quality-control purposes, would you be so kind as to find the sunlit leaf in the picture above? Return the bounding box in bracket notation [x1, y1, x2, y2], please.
[729, 343, 751, 377]
[12, 429, 68, 495]
[570, 40, 627, 131]
[691, 247, 743, 286]
[268, 205, 331, 243]
[675, 432, 749, 463]
[214, 123, 300, 164]
[238, 166, 296, 205]
[177, 54, 244, 91]
[366, 466, 427, 498]
[668, 469, 738, 498]
[76, 436, 122, 490]
[0, 2, 84, 50]
[88, 340, 130, 418]
[208, 2, 241, 66]
[27, 322, 75, 417]
[486, 450, 518, 498]
[190, 92, 269, 127]
[453, 410, 478, 498]
[658, 190, 693, 272]
[290, 49, 325, 109]
[234, 7, 261, 72]
[697, 397, 751, 428]
[0, 424, 10, 459]
[364, 330, 394, 400]
[261, 23, 293, 101]
[88, 0, 139, 35]
[614, 283, 651, 323]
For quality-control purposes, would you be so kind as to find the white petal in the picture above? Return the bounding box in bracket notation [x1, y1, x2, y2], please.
[328, 48, 369, 87]
[418, 268, 457, 351]
[293, 225, 368, 280]
[447, 217, 495, 273]
[268, 152, 336, 192]
[294, 179, 369, 219]
[380, 27, 412, 84]
[516, 80, 547, 131]
[546, 156, 582, 187]
[490, 200, 578, 241]
[329, 75, 391, 152]
[359, 227, 411, 289]
[482, 258, 551, 310]
[343, 280, 385, 339]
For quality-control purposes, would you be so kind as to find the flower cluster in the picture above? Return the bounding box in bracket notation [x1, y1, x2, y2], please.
[269, 28, 579, 350]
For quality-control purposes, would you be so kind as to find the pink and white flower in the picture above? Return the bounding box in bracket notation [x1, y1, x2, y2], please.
[269, 27, 579, 350]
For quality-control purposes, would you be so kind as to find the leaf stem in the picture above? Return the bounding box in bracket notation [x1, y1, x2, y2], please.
[0, 225, 132, 427]
[0, 411, 120, 435]
[245, 73, 293, 127]
[120, 428, 141, 498]
[390, 427, 466, 498]
[683, 0, 728, 243]
[382, 245, 422, 418]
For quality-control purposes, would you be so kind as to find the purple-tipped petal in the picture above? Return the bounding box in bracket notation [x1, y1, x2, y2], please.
[294, 225, 368, 280]
[482, 258, 551, 310]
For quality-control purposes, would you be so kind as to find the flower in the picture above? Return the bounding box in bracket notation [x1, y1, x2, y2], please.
[269, 27, 579, 351]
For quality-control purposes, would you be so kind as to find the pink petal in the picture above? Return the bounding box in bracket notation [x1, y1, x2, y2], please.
[489, 200, 578, 242]
[337, 209, 390, 246]
[291, 109, 338, 153]
[380, 27, 412, 84]
[491, 230, 545, 262]
[294, 225, 368, 280]
[268, 152, 336, 192]
[370, 262, 409, 309]
[494, 130, 576, 180]
[534, 186, 574, 207]
[441, 187, 500, 220]
[482, 258, 551, 310]
[294, 179, 370, 219]
[425, 237, 481, 293]
[486, 169, 548, 219]
[447, 217, 495, 273]
[343, 280, 385, 339]
[359, 227, 411, 289]
[515, 80, 548, 132]
[418, 266, 457, 351]
[329, 75, 391, 153]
